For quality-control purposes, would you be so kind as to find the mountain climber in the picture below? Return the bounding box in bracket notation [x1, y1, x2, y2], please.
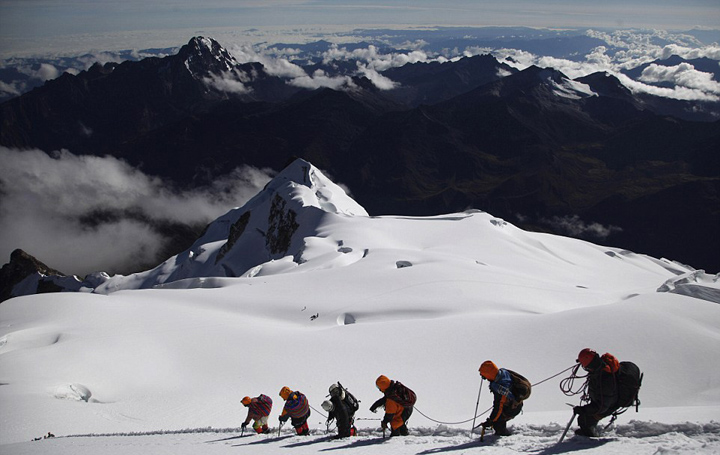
[572, 348, 620, 437]
[278, 386, 311, 435]
[369, 375, 416, 436]
[478, 360, 531, 436]
[321, 382, 359, 439]
[241, 394, 273, 434]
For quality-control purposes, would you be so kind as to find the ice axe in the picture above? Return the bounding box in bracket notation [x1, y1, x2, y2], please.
[470, 376, 484, 438]
[558, 405, 577, 444]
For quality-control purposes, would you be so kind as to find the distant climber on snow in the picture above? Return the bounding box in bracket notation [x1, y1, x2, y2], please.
[278, 386, 311, 435]
[370, 375, 416, 436]
[241, 394, 273, 434]
[571, 348, 642, 437]
[478, 360, 531, 436]
[321, 382, 359, 439]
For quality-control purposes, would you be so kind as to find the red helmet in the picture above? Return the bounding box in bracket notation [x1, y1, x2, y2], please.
[577, 348, 598, 368]
[479, 360, 499, 381]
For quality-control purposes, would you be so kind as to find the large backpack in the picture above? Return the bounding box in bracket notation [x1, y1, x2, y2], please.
[616, 361, 643, 409]
[507, 370, 532, 402]
[337, 382, 360, 412]
[254, 394, 273, 416]
[390, 381, 417, 407]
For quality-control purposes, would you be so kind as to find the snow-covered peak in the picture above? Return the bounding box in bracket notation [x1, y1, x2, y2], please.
[179, 36, 239, 79]
[250, 158, 368, 217]
[552, 78, 598, 99]
[535, 67, 597, 99]
[94, 159, 367, 292]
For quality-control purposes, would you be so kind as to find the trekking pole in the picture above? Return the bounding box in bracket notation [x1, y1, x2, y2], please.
[470, 377, 484, 438]
[241, 425, 245, 438]
[558, 410, 576, 444]
[278, 421, 284, 437]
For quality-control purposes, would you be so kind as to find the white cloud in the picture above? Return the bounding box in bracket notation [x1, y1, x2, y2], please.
[0, 80, 24, 98]
[0, 147, 273, 276]
[322, 44, 432, 72]
[35, 63, 60, 81]
[356, 63, 398, 90]
[640, 63, 720, 94]
[542, 215, 622, 240]
[231, 44, 307, 78]
[661, 44, 720, 61]
[618, 73, 719, 101]
[203, 69, 252, 94]
[463, 46, 494, 58]
[230, 44, 365, 91]
[492, 41, 720, 102]
[288, 69, 356, 90]
[15, 63, 61, 81]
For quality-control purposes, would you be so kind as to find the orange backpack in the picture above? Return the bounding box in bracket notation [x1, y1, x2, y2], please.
[601, 353, 620, 373]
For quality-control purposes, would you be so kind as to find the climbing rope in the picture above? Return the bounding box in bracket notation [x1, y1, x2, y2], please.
[414, 405, 493, 425]
[537, 364, 578, 388]
[559, 363, 589, 400]
[309, 404, 328, 419]
[413, 364, 579, 427]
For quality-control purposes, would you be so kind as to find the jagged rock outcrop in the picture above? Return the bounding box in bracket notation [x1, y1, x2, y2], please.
[0, 249, 83, 302]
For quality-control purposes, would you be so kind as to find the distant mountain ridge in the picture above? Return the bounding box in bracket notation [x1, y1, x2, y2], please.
[1, 36, 718, 278]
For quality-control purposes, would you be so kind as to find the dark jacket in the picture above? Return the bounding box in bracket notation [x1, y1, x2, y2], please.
[578, 365, 619, 417]
[328, 394, 354, 437]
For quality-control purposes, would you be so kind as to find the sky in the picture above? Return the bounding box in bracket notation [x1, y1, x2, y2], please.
[1, 0, 719, 57]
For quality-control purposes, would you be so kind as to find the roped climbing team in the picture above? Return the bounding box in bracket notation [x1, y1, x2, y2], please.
[240, 348, 641, 439]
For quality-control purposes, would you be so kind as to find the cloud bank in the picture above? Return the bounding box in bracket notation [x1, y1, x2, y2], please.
[488, 29, 720, 102]
[541, 215, 623, 240]
[0, 147, 273, 276]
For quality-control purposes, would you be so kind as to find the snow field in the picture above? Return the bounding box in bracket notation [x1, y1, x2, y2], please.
[2, 160, 719, 453]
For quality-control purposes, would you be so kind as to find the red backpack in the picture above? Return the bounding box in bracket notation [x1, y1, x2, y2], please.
[390, 382, 417, 407]
[601, 353, 620, 374]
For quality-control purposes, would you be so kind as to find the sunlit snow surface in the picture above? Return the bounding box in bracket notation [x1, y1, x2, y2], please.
[1, 160, 719, 453]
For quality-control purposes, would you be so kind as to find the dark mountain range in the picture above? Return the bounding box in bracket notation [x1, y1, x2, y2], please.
[1, 37, 718, 279]
[382, 54, 517, 106]
[0, 37, 305, 157]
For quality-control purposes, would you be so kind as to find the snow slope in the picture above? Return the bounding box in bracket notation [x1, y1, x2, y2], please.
[1, 159, 719, 454]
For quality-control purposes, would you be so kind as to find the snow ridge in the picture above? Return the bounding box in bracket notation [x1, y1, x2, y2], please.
[94, 159, 367, 292]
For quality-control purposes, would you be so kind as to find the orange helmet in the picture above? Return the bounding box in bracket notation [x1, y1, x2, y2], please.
[376, 375, 391, 392]
[241, 396, 252, 406]
[479, 360, 499, 381]
[279, 386, 292, 400]
[577, 348, 598, 368]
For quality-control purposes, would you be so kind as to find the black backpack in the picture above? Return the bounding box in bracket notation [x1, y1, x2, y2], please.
[344, 389, 360, 412]
[391, 381, 417, 407]
[507, 370, 532, 402]
[616, 361, 643, 409]
[336, 382, 360, 412]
